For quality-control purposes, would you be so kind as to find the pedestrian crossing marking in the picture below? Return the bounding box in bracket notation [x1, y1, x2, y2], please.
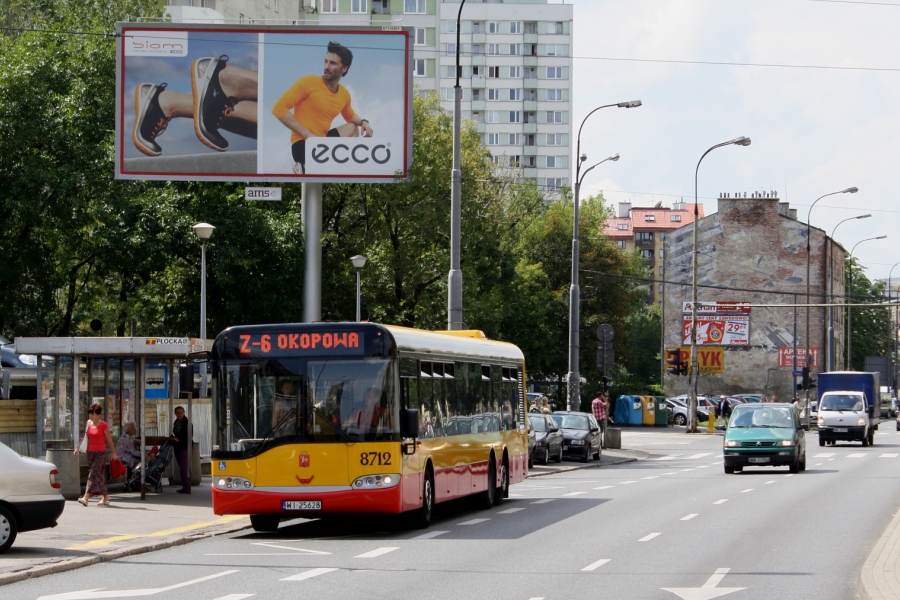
[880, 453, 899, 458]
[582, 558, 611, 571]
[281, 568, 339, 581]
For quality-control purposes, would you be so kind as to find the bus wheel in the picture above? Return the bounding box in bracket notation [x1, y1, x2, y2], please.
[408, 468, 434, 529]
[250, 515, 280, 533]
[493, 456, 509, 506]
[480, 456, 497, 509]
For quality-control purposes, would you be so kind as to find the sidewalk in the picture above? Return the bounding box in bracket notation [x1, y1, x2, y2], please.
[527, 447, 650, 477]
[0, 478, 249, 587]
[859, 505, 900, 599]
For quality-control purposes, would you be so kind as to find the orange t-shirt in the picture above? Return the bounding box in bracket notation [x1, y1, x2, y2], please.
[271, 75, 356, 144]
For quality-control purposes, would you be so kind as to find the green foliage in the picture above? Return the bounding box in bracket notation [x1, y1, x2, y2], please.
[846, 258, 891, 371]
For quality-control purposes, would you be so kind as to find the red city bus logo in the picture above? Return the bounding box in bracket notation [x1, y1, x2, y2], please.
[300, 453, 310, 468]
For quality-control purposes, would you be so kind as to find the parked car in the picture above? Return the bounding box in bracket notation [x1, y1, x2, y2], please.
[665, 397, 710, 426]
[732, 394, 766, 403]
[0, 442, 65, 553]
[529, 413, 563, 465]
[550, 411, 602, 463]
[723, 403, 808, 474]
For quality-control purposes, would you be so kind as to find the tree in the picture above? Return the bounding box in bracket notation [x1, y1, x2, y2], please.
[846, 258, 891, 370]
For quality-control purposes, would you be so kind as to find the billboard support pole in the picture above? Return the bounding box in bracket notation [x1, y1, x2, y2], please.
[447, 0, 466, 332]
[303, 182, 322, 323]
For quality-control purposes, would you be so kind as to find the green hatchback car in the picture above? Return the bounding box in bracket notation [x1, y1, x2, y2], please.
[723, 403, 807, 474]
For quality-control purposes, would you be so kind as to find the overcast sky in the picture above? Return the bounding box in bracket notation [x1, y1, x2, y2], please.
[570, 0, 900, 282]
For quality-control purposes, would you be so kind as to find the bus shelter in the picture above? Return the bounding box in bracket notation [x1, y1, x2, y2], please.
[14, 336, 209, 500]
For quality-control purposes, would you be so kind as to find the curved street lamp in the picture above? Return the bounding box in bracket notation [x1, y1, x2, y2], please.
[192, 222, 215, 398]
[827, 214, 871, 370]
[687, 136, 751, 432]
[566, 102, 640, 410]
[846, 235, 887, 369]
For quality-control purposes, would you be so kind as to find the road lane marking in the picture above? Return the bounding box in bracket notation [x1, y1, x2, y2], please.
[815, 463, 823, 466]
[593, 486, 614, 490]
[847, 453, 867, 458]
[252, 543, 330, 554]
[686, 452, 712, 459]
[827, 458, 834, 461]
[785, 474, 794, 477]
[642, 476, 659, 480]
[581, 558, 611, 571]
[532, 499, 555, 504]
[619, 480, 638, 485]
[815, 453, 835, 458]
[680, 469, 695, 472]
[655, 455, 681, 461]
[765, 480, 775, 484]
[696, 466, 710, 469]
[459, 518, 490, 525]
[355, 547, 399, 558]
[509, 493, 523, 497]
[681, 514, 698, 521]
[212, 596, 255, 600]
[498, 508, 526, 514]
[663, 472, 678, 476]
[410, 530, 448, 540]
[37, 571, 240, 600]
[281, 568, 339, 582]
[661, 567, 744, 598]
[65, 515, 248, 550]
[562, 491, 587, 496]
[880, 453, 899, 458]
[638, 532, 661, 542]
[714, 499, 728, 504]
[740, 489, 753, 493]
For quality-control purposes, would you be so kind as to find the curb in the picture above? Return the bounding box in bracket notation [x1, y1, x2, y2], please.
[0, 520, 251, 588]
[527, 449, 650, 478]
[859, 506, 900, 600]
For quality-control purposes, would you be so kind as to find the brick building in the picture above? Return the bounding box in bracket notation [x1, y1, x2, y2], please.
[602, 201, 704, 304]
[662, 192, 847, 400]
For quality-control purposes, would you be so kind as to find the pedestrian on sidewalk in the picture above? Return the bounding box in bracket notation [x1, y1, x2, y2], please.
[115, 422, 141, 478]
[74, 403, 118, 507]
[592, 392, 610, 448]
[170, 406, 193, 494]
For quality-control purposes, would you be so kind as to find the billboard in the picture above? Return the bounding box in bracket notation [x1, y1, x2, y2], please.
[667, 347, 725, 374]
[115, 24, 413, 182]
[682, 316, 749, 345]
[778, 347, 819, 369]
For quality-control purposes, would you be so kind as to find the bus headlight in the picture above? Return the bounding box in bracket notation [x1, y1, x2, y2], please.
[215, 476, 253, 490]
[352, 474, 400, 489]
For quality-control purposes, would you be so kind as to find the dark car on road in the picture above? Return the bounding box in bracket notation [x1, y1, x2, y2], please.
[551, 411, 601, 463]
[529, 413, 563, 465]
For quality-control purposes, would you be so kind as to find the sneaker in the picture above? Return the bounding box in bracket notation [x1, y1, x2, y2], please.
[191, 55, 234, 152]
[132, 83, 170, 156]
[292, 162, 304, 175]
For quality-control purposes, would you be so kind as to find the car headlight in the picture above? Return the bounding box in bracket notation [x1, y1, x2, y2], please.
[779, 440, 795, 446]
[817, 417, 825, 426]
[857, 417, 867, 426]
[570, 439, 585, 446]
[725, 440, 739, 447]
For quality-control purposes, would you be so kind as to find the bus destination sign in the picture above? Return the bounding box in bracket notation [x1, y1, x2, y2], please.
[237, 331, 365, 356]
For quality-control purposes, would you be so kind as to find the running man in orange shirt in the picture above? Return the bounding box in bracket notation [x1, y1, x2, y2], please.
[271, 41, 374, 174]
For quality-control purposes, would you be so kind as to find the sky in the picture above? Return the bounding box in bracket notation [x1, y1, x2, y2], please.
[569, 0, 900, 283]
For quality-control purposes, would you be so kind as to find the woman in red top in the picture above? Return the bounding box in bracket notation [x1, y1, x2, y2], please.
[74, 403, 117, 506]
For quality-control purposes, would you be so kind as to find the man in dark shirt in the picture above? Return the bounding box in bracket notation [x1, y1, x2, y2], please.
[170, 406, 193, 494]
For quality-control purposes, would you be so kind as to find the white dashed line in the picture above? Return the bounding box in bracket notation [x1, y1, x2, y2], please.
[827, 458, 834, 461]
[619, 481, 638, 485]
[411, 530, 448, 540]
[581, 558, 611, 571]
[880, 453, 899, 458]
[680, 469, 695, 472]
[740, 489, 753, 493]
[498, 508, 526, 514]
[281, 568, 339, 581]
[696, 465, 710, 469]
[765, 480, 775, 484]
[681, 514, 698, 521]
[509, 493, 523, 497]
[212, 596, 255, 600]
[814, 453, 835, 458]
[593, 486, 614, 490]
[458, 518, 490, 526]
[714, 499, 728, 505]
[355, 547, 399, 558]
[662, 472, 678, 476]
[847, 453, 867, 458]
[686, 452, 713, 459]
[562, 491, 587, 497]
[641, 476, 659, 480]
[785, 474, 794, 477]
[638, 532, 662, 542]
[527, 597, 546, 600]
[655, 455, 681, 461]
[532, 499, 555, 504]
[815, 463, 822, 466]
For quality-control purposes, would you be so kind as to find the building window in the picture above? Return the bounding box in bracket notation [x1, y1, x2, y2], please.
[509, 66, 521, 78]
[322, 0, 338, 8]
[617, 240, 627, 249]
[472, 89, 481, 101]
[524, 21, 537, 34]
[509, 44, 520, 56]
[488, 21, 501, 34]
[274, 0, 279, 10]
[546, 44, 564, 56]
[414, 59, 426, 77]
[405, 0, 425, 13]
[546, 111, 562, 124]
[659, 249, 665, 258]
[554, 22, 564, 34]
[486, 110, 500, 123]
[508, 133, 520, 145]
[415, 28, 426, 45]
[508, 155, 521, 167]
[447, 20, 457, 33]
[547, 89, 563, 101]
[473, 45, 482, 56]
[547, 66, 562, 79]
[351, 0, 367, 13]
[671, 214, 681, 222]
[636, 232, 654, 242]
[488, 44, 500, 56]
[509, 111, 521, 123]
[487, 89, 499, 100]
[659, 284, 664, 293]
[617, 223, 629, 230]
[472, 66, 482, 76]
[510, 21, 522, 34]
[446, 43, 456, 56]
[644, 214, 656, 221]
[547, 156, 557, 168]
[660, 232, 666, 240]
[547, 133, 562, 146]
[659, 266, 664, 275]
[640, 249, 654, 259]
[508, 89, 521, 101]
[487, 133, 500, 145]
[546, 178, 562, 191]
[488, 66, 500, 78]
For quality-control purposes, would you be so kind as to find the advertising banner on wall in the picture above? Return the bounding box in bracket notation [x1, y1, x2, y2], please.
[668, 347, 725, 374]
[682, 301, 750, 345]
[115, 24, 413, 182]
[777, 347, 819, 369]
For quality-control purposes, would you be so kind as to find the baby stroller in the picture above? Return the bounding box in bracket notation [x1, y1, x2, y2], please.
[125, 440, 174, 494]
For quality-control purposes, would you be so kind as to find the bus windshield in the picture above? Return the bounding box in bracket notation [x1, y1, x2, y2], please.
[217, 356, 398, 456]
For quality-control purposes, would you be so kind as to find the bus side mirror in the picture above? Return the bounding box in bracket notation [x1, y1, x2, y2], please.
[401, 408, 419, 439]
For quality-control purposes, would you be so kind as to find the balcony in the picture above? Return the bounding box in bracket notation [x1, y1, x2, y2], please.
[522, 78, 538, 89]
[524, 146, 537, 156]
[471, 55, 485, 66]
[524, 56, 538, 67]
[371, 14, 391, 25]
[523, 100, 537, 111]
[524, 33, 537, 44]
[636, 238, 655, 247]
[472, 33, 486, 43]
[523, 123, 537, 133]
[471, 75, 486, 88]
[476, 122, 486, 133]
[471, 100, 485, 110]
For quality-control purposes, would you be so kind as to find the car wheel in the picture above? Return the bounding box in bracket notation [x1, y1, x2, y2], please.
[555, 447, 563, 463]
[818, 436, 825, 447]
[724, 465, 735, 474]
[800, 452, 807, 472]
[674, 414, 687, 426]
[0, 506, 18, 553]
[249, 514, 280, 533]
[896, 421, 900, 432]
[735, 466, 743, 473]
[862, 434, 869, 447]
[493, 457, 509, 506]
[528, 451, 534, 469]
[581, 447, 590, 463]
[868, 432, 875, 446]
[540, 448, 549, 466]
[408, 467, 434, 529]
[790, 456, 800, 473]
[480, 456, 497, 509]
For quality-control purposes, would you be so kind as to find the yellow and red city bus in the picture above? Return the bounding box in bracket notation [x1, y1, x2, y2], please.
[207, 322, 528, 530]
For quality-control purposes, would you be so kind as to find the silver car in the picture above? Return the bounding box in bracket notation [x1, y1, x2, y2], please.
[0, 442, 65, 552]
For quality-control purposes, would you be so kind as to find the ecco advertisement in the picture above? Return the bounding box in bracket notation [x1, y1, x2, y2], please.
[115, 23, 413, 183]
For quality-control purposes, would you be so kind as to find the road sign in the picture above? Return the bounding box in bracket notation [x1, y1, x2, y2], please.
[597, 323, 614, 342]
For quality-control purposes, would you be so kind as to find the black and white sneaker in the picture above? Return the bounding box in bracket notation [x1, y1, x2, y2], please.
[191, 55, 234, 152]
[132, 83, 169, 157]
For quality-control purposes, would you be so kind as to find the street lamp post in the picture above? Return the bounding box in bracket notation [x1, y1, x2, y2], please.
[888, 261, 900, 393]
[192, 222, 215, 398]
[447, 0, 467, 331]
[805, 187, 856, 415]
[566, 100, 640, 411]
[828, 214, 871, 370]
[688, 137, 751, 433]
[846, 236, 887, 369]
[350, 255, 367, 322]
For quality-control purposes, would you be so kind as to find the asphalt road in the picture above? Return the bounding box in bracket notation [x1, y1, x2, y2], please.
[8, 427, 900, 600]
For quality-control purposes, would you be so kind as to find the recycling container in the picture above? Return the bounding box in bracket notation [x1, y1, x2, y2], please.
[654, 396, 668, 427]
[641, 395, 656, 426]
[628, 396, 643, 426]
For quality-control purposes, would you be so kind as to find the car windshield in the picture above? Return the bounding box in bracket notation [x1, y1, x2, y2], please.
[729, 406, 794, 428]
[820, 395, 864, 411]
[529, 416, 547, 432]
[551, 414, 589, 430]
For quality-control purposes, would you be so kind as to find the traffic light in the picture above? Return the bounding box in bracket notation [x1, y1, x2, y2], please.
[601, 376, 612, 393]
[666, 349, 686, 376]
[799, 367, 816, 390]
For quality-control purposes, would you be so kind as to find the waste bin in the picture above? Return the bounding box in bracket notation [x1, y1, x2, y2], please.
[641, 395, 655, 426]
[613, 395, 631, 425]
[628, 396, 643, 426]
[654, 396, 668, 427]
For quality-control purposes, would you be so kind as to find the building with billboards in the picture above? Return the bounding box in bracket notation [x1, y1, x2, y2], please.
[162, 0, 574, 195]
[662, 193, 847, 401]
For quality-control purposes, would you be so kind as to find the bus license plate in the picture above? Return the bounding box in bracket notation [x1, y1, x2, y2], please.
[834, 428, 848, 432]
[748, 457, 770, 464]
[283, 500, 321, 511]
